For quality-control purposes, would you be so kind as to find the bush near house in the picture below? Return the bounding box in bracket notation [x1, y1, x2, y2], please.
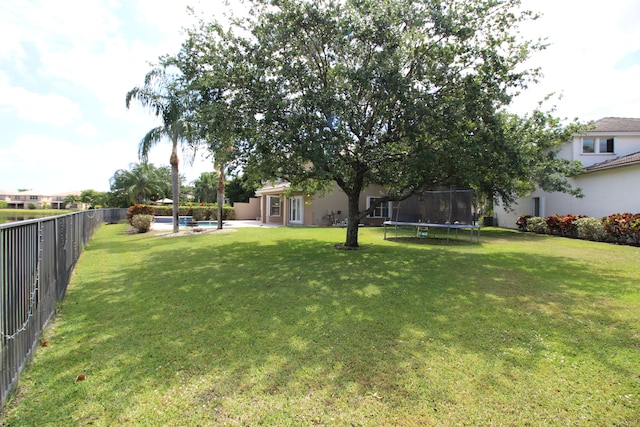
[516, 214, 531, 231]
[525, 216, 549, 234]
[575, 217, 609, 242]
[602, 213, 640, 245]
[545, 214, 585, 238]
[517, 213, 640, 246]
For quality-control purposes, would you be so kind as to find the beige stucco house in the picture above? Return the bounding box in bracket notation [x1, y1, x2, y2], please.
[254, 181, 391, 226]
[494, 117, 640, 228]
[0, 190, 84, 209]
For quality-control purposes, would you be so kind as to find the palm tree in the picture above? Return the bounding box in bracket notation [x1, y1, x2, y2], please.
[109, 163, 169, 205]
[193, 172, 217, 204]
[63, 194, 81, 209]
[126, 68, 189, 233]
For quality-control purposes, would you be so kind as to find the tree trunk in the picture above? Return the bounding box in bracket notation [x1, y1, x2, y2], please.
[216, 161, 225, 229]
[170, 143, 180, 233]
[344, 193, 361, 248]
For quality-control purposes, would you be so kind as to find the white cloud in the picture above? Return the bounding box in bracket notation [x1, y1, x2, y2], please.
[0, 1, 121, 68]
[0, 73, 83, 125]
[76, 123, 99, 138]
[513, 0, 640, 121]
[1, 134, 141, 193]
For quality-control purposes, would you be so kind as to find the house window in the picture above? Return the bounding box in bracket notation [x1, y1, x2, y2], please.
[582, 138, 595, 153]
[268, 196, 280, 217]
[532, 197, 544, 218]
[582, 137, 614, 154]
[599, 138, 614, 153]
[367, 197, 390, 218]
[30, 195, 38, 200]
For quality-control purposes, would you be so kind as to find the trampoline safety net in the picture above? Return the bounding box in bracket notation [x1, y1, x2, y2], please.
[391, 189, 474, 225]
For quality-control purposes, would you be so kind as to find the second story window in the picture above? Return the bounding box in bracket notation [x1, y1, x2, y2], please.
[583, 137, 614, 154]
[599, 138, 614, 153]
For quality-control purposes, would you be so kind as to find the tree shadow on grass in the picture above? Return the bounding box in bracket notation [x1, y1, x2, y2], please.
[10, 227, 639, 424]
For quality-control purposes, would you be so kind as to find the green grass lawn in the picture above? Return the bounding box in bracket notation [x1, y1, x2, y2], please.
[3, 225, 639, 425]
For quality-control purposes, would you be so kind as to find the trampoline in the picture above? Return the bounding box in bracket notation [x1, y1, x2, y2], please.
[383, 189, 480, 243]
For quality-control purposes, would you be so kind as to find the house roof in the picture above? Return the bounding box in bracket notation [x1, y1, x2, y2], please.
[590, 117, 640, 133]
[0, 189, 82, 197]
[51, 191, 82, 197]
[10, 189, 43, 196]
[255, 181, 290, 196]
[584, 150, 640, 173]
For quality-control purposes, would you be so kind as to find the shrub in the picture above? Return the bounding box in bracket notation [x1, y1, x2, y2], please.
[575, 217, 608, 242]
[0, 201, 8, 209]
[214, 205, 235, 220]
[545, 214, 584, 238]
[153, 205, 172, 217]
[131, 214, 154, 233]
[602, 213, 640, 245]
[27, 202, 37, 209]
[130, 203, 236, 221]
[127, 204, 155, 225]
[204, 207, 214, 220]
[525, 217, 548, 234]
[545, 214, 561, 234]
[516, 215, 531, 231]
[191, 207, 207, 221]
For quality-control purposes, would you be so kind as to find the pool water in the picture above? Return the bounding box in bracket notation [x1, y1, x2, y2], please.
[179, 217, 222, 227]
[155, 216, 223, 227]
[182, 220, 221, 227]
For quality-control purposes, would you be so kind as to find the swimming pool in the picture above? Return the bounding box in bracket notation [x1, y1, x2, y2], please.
[155, 216, 224, 227]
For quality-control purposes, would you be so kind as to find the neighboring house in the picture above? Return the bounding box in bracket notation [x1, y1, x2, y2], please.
[494, 117, 640, 228]
[255, 180, 392, 226]
[0, 190, 84, 209]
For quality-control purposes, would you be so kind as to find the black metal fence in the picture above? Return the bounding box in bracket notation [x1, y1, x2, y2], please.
[0, 208, 127, 408]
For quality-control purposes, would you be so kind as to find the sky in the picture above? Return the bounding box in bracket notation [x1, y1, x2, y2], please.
[1, 0, 639, 195]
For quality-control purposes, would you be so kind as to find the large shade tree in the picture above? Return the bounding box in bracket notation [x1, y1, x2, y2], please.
[126, 68, 191, 233]
[177, 0, 583, 247]
[225, 174, 259, 204]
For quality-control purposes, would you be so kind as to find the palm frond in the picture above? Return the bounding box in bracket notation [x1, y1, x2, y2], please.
[138, 126, 167, 162]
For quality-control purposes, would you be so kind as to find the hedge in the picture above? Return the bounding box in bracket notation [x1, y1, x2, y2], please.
[516, 213, 640, 246]
[129, 204, 236, 221]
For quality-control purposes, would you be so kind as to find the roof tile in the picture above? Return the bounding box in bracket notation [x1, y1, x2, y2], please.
[584, 150, 640, 173]
[592, 117, 640, 133]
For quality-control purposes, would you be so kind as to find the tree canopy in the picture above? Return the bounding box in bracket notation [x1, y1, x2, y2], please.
[171, 0, 583, 247]
[109, 163, 173, 207]
[192, 172, 218, 204]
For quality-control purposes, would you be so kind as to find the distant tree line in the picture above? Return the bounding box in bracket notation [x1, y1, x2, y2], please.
[103, 162, 256, 208]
